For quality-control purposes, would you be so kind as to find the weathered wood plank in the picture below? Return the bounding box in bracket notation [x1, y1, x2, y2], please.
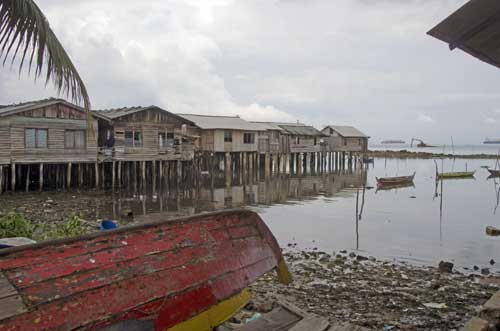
[0, 274, 17, 299]
[0, 295, 27, 321]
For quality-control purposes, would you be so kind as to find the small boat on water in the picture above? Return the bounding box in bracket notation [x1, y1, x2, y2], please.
[381, 139, 405, 144]
[376, 173, 415, 188]
[376, 181, 415, 191]
[0, 209, 292, 331]
[437, 171, 475, 180]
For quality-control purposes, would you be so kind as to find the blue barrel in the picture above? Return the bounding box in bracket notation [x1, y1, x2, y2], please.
[100, 220, 118, 231]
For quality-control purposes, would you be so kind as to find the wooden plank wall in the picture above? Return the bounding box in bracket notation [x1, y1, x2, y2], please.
[0, 120, 11, 164]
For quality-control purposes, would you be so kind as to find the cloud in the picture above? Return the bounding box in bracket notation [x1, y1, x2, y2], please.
[485, 118, 497, 124]
[417, 113, 434, 123]
[3, 0, 500, 144]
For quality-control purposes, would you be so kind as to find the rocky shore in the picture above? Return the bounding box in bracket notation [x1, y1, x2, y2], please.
[366, 150, 498, 160]
[250, 250, 499, 330]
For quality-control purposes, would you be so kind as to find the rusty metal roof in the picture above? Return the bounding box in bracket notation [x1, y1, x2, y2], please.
[0, 98, 109, 120]
[95, 106, 194, 125]
[428, 0, 500, 69]
[277, 124, 324, 137]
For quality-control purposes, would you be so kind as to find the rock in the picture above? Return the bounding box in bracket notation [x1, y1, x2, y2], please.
[15, 207, 26, 213]
[319, 256, 330, 264]
[482, 268, 490, 276]
[356, 255, 369, 261]
[349, 252, 356, 258]
[340, 250, 347, 254]
[490, 259, 496, 266]
[463, 317, 490, 331]
[486, 226, 500, 236]
[438, 261, 454, 273]
[474, 265, 480, 271]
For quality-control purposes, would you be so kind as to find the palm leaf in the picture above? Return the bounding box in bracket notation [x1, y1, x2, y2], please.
[0, 0, 91, 124]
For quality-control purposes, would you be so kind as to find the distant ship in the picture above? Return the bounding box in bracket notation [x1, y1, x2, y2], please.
[483, 138, 500, 144]
[381, 139, 405, 144]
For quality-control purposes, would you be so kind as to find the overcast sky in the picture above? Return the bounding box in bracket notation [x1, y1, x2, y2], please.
[1, 0, 500, 144]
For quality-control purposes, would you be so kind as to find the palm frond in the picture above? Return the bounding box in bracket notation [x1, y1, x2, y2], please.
[0, 0, 90, 113]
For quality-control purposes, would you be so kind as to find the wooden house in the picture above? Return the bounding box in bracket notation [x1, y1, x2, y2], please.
[176, 114, 262, 153]
[276, 123, 325, 153]
[94, 106, 197, 162]
[321, 125, 369, 153]
[0, 98, 99, 165]
[250, 122, 289, 154]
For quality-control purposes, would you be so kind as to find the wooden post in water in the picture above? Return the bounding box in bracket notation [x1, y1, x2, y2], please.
[101, 162, 106, 190]
[264, 153, 271, 178]
[298, 153, 303, 176]
[158, 160, 163, 191]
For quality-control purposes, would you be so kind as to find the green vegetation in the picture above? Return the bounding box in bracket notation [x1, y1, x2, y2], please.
[0, 213, 34, 238]
[0, 213, 89, 240]
[37, 214, 89, 240]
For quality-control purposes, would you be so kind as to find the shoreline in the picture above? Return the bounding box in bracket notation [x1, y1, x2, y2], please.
[366, 149, 499, 159]
[250, 249, 498, 330]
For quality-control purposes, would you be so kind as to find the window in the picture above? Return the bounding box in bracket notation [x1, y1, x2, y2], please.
[158, 132, 166, 148]
[314, 137, 317, 145]
[65, 130, 86, 149]
[295, 136, 300, 144]
[343, 138, 347, 146]
[25, 128, 47, 149]
[125, 130, 143, 147]
[243, 132, 255, 144]
[224, 131, 232, 142]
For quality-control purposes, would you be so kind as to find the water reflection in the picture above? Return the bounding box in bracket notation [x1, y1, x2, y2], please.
[102, 170, 368, 223]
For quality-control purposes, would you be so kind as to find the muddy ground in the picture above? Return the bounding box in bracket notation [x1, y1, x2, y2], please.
[249, 250, 499, 331]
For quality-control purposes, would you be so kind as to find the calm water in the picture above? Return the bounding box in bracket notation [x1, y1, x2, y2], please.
[370, 143, 500, 156]
[2, 157, 500, 272]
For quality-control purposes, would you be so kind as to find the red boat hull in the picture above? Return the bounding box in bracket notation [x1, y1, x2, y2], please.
[0, 209, 291, 331]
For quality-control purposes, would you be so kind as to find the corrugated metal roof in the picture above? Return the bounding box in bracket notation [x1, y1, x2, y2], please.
[249, 121, 287, 132]
[94, 106, 194, 125]
[176, 114, 262, 131]
[278, 124, 324, 136]
[324, 125, 368, 138]
[428, 0, 500, 69]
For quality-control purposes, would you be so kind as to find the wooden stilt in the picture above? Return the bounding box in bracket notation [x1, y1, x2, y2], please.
[38, 163, 43, 192]
[117, 161, 122, 188]
[95, 162, 99, 189]
[112, 161, 116, 189]
[101, 162, 106, 189]
[158, 160, 163, 190]
[25, 165, 30, 192]
[0, 165, 3, 194]
[141, 161, 146, 191]
[78, 163, 83, 189]
[152, 160, 157, 193]
[66, 162, 72, 190]
[11, 163, 16, 192]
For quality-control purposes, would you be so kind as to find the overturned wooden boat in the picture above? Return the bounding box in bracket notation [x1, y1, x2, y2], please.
[376, 173, 415, 188]
[0, 209, 292, 331]
[437, 171, 475, 180]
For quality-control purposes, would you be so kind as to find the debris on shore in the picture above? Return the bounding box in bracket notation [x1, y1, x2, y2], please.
[250, 250, 498, 330]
